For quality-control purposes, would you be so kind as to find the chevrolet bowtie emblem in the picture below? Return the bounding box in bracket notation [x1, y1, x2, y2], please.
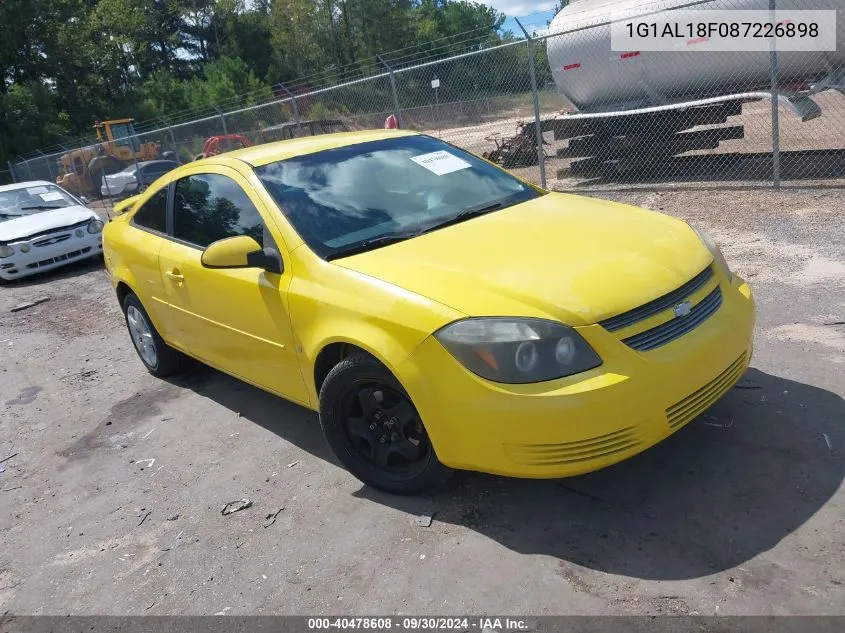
[674, 301, 692, 318]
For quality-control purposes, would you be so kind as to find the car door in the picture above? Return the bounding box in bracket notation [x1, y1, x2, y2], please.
[123, 187, 171, 332]
[157, 166, 309, 405]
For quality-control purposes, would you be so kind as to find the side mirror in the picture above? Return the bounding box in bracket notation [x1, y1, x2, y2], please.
[201, 235, 283, 274]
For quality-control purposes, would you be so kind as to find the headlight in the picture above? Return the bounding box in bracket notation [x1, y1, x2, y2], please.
[0, 245, 14, 258]
[87, 218, 105, 234]
[691, 225, 732, 280]
[435, 317, 602, 384]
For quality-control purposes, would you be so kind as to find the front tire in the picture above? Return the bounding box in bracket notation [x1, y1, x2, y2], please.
[319, 353, 452, 494]
[122, 293, 185, 377]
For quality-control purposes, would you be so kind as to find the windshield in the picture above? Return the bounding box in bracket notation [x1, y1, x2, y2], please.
[0, 184, 81, 222]
[109, 123, 141, 152]
[255, 135, 540, 259]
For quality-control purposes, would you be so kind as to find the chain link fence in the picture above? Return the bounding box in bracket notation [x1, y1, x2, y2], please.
[9, 0, 845, 201]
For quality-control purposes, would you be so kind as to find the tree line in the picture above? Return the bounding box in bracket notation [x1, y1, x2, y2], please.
[0, 0, 552, 164]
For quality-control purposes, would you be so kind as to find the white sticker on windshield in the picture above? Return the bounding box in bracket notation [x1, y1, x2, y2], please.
[40, 192, 64, 202]
[26, 186, 48, 195]
[410, 151, 471, 176]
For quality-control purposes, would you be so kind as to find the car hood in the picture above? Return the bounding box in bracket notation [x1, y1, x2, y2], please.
[333, 193, 713, 326]
[0, 206, 98, 242]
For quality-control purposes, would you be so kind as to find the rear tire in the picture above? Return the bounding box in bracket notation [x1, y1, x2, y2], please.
[318, 353, 452, 494]
[122, 292, 185, 377]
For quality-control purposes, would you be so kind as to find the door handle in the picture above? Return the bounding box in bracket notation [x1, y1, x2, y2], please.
[165, 269, 184, 282]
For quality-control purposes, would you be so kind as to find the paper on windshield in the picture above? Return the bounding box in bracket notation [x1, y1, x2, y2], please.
[410, 151, 471, 176]
[26, 186, 48, 195]
[40, 192, 64, 202]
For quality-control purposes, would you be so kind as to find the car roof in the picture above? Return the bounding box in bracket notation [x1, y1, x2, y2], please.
[138, 160, 177, 167]
[225, 129, 418, 167]
[0, 180, 55, 193]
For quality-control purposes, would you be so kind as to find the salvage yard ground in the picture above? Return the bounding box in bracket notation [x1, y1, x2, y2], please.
[1, 185, 844, 615]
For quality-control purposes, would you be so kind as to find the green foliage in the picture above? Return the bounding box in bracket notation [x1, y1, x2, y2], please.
[0, 0, 539, 164]
[0, 83, 68, 159]
[131, 56, 273, 123]
[308, 102, 351, 121]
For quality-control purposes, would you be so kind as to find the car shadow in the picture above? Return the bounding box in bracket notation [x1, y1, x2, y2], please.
[3, 255, 105, 288]
[167, 364, 336, 464]
[563, 149, 845, 186]
[171, 365, 844, 581]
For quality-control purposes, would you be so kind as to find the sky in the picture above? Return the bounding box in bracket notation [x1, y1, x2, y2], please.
[477, 0, 560, 36]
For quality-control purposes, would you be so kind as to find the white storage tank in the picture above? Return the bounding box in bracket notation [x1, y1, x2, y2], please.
[546, 0, 845, 113]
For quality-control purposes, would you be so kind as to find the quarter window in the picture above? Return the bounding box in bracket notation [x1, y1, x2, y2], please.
[173, 174, 264, 248]
[132, 188, 167, 233]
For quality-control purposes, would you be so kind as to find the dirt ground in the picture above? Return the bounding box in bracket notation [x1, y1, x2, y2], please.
[1, 185, 844, 616]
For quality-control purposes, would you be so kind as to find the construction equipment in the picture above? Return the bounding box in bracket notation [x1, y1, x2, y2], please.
[193, 134, 253, 161]
[56, 119, 163, 198]
[483, 121, 548, 168]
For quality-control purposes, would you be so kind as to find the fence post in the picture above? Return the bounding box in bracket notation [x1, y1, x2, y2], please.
[25, 160, 34, 181]
[100, 139, 116, 208]
[377, 54, 403, 129]
[38, 150, 55, 183]
[516, 18, 547, 189]
[161, 117, 178, 159]
[8, 161, 17, 183]
[769, 0, 780, 188]
[215, 107, 228, 135]
[279, 84, 302, 130]
[131, 133, 142, 192]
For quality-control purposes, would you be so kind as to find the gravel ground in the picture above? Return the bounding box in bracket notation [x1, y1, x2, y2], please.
[0, 187, 843, 616]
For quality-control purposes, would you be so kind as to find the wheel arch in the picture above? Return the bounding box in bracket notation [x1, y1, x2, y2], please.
[115, 280, 178, 352]
[308, 334, 412, 407]
[115, 280, 134, 308]
[313, 342, 374, 397]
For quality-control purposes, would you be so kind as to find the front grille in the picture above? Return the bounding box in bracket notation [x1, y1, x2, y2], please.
[599, 266, 714, 332]
[504, 427, 640, 466]
[666, 353, 747, 430]
[25, 247, 91, 270]
[621, 286, 722, 351]
[33, 234, 71, 247]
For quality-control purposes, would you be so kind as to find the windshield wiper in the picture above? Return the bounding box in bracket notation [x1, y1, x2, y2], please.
[20, 205, 64, 211]
[418, 201, 504, 235]
[326, 231, 422, 261]
[324, 201, 509, 261]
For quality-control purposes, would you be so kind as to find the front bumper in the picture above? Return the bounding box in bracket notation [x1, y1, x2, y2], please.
[0, 230, 103, 281]
[398, 275, 755, 478]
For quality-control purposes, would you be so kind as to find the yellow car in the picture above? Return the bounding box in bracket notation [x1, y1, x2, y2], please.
[103, 130, 755, 494]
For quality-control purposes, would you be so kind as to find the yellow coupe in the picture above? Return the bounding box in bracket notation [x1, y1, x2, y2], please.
[103, 130, 755, 494]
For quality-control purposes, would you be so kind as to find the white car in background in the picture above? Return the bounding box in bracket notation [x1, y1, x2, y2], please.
[100, 160, 179, 197]
[0, 181, 104, 282]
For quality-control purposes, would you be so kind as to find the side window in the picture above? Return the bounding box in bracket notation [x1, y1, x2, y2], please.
[173, 174, 264, 248]
[132, 188, 167, 233]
